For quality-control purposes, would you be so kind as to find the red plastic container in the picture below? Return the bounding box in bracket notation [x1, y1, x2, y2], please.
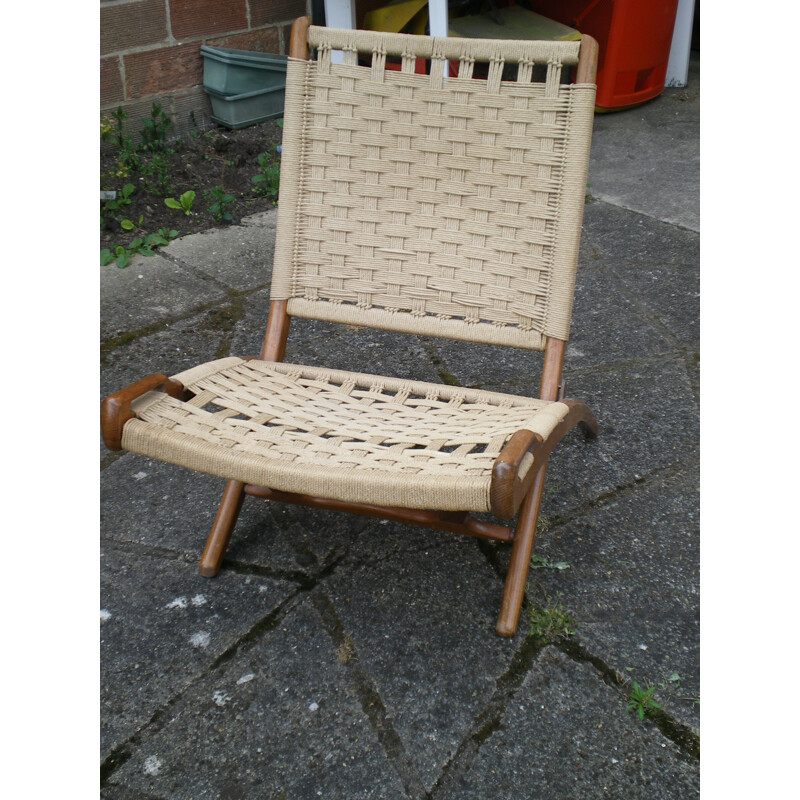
[528, 0, 680, 109]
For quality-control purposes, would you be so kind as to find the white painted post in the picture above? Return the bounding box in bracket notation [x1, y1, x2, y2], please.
[323, 0, 356, 63]
[665, 0, 696, 88]
[427, 0, 449, 77]
[322, 1, 450, 72]
[323, 0, 355, 28]
[427, 0, 448, 37]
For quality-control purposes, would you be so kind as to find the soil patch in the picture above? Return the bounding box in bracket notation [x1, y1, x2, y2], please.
[100, 119, 283, 261]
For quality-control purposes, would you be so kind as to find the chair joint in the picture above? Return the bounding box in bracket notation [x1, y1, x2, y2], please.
[100, 373, 190, 451]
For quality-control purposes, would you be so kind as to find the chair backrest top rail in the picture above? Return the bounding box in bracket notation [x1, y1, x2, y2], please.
[308, 24, 582, 66]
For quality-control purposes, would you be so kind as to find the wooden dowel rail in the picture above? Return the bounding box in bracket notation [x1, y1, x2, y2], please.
[243, 484, 514, 543]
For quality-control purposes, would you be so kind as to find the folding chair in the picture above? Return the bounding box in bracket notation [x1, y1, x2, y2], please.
[101, 17, 599, 636]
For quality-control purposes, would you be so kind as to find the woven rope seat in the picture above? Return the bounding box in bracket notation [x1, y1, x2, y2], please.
[122, 357, 570, 514]
[101, 19, 600, 636]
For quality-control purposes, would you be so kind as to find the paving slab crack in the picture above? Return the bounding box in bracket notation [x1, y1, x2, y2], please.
[544, 453, 699, 534]
[222, 551, 347, 591]
[100, 284, 266, 362]
[311, 591, 431, 800]
[557, 637, 700, 762]
[100, 585, 308, 787]
[419, 339, 461, 387]
[101, 537, 198, 566]
[590, 196, 699, 234]
[101, 549, 350, 787]
[428, 633, 544, 798]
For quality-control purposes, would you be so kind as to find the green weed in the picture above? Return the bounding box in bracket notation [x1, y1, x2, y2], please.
[101, 228, 178, 268]
[139, 101, 173, 154]
[165, 190, 196, 215]
[205, 185, 235, 223]
[530, 553, 570, 570]
[528, 602, 576, 641]
[100, 183, 136, 229]
[626, 681, 661, 720]
[252, 148, 281, 201]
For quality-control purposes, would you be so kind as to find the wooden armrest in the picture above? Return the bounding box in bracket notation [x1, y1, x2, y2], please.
[490, 399, 598, 519]
[491, 429, 543, 520]
[101, 373, 189, 451]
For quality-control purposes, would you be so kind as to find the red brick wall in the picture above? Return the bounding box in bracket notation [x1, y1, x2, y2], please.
[100, 0, 308, 135]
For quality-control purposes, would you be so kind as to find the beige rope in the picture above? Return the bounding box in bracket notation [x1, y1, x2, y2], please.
[122, 358, 570, 514]
[272, 32, 595, 349]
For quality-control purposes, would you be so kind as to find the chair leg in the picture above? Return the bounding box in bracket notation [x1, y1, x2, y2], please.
[198, 479, 246, 577]
[496, 465, 548, 637]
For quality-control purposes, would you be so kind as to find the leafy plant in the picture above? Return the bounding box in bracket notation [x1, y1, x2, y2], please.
[120, 214, 144, 232]
[139, 102, 173, 153]
[165, 190, 196, 215]
[101, 183, 137, 229]
[101, 228, 179, 268]
[657, 672, 681, 691]
[204, 185, 235, 223]
[530, 553, 570, 570]
[102, 182, 135, 211]
[252, 149, 281, 200]
[140, 151, 173, 197]
[100, 115, 114, 140]
[528, 602, 576, 640]
[102, 107, 140, 174]
[626, 681, 661, 720]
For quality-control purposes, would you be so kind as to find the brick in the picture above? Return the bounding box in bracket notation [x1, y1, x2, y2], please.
[101, 56, 125, 106]
[249, 0, 307, 27]
[170, 86, 214, 136]
[207, 27, 281, 54]
[101, 0, 168, 55]
[170, 0, 247, 40]
[124, 43, 203, 98]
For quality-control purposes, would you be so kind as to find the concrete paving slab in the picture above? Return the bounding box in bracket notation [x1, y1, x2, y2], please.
[163, 210, 277, 292]
[581, 202, 700, 349]
[101, 599, 409, 800]
[545, 358, 698, 516]
[326, 529, 517, 792]
[587, 55, 699, 232]
[567, 255, 674, 367]
[100, 252, 226, 340]
[100, 454, 363, 579]
[100, 312, 226, 402]
[100, 543, 296, 760]
[101, 454, 229, 554]
[225, 499, 368, 577]
[421, 269, 674, 397]
[285, 319, 444, 384]
[436, 648, 699, 799]
[520, 465, 700, 732]
[421, 200, 698, 396]
[230, 290, 445, 384]
[229, 285, 272, 356]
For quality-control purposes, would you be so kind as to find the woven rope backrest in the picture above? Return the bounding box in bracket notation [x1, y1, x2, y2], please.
[271, 26, 596, 350]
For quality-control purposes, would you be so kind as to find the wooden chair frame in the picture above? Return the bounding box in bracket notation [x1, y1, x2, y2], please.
[102, 18, 599, 636]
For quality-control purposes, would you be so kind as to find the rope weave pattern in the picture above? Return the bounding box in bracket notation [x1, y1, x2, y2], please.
[272, 27, 595, 349]
[118, 29, 596, 514]
[122, 358, 569, 513]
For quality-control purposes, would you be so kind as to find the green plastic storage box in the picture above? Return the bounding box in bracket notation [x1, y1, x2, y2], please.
[205, 85, 286, 130]
[201, 46, 287, 95]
